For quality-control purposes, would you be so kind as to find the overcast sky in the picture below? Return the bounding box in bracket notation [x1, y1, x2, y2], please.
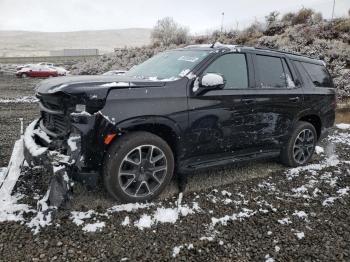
[0, 0, 349, 33]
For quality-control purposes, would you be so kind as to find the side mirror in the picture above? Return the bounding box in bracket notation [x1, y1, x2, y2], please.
[193, 73, 225, 95]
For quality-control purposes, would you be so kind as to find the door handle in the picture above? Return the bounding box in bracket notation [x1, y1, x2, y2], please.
[289, 97, 300, 103]
[241, 98, 255, 104]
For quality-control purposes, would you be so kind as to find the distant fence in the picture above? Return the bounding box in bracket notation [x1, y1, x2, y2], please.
[0, 55, 102, 65]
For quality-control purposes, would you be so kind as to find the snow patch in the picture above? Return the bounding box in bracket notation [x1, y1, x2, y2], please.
[315, 146, 324, 155]
[295, 231, 305, 239]
[172, 245, 183, 257]
[337, 187, 350, 196]
[278, 217, 292, 225]
[286, 155, 339, 180]
[108, 202, 153, 213]
[134, 214, 153, 230]
[336, 123, 350, 130]
[27, 189, 56, 235]
[71, 210, 95, 226]
[322, 197, 338, 206]
[24, 120, 47, 157]
[211, 208, 256, 226]
[67, 135, 79, 151]
[0, 96, 38, 104]
[100, 82, 130, 87]
[154, 208, 179, 224]
[293, 210, 308, 219]
[82, 222, 105, 232]
[201, 73, 224, 87]
[121, 216, 130, 226]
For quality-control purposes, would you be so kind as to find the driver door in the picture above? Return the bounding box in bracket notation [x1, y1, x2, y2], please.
[186, 52, 257, 162]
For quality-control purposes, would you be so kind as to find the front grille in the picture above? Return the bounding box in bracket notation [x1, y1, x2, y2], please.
[42, 111, 69, 135]
[41, 100, 61, 111]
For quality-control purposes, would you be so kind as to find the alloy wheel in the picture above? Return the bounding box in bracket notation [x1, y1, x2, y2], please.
[118, 145, 167, 197]
[293, 128, 315, 164]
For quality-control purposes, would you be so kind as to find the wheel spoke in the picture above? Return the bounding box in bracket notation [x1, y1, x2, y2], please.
[146, 146, 154, 162]
[151, 165, 167, 173]
[151, 153, 165, 164]
[125, 157, 140, 166]
[152, 173, 161, 183]
[135, 181, 144, 195]
[122, 177, 136, 190]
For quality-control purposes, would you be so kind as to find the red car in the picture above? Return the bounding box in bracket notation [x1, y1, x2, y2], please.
[16, 65, 58, 78]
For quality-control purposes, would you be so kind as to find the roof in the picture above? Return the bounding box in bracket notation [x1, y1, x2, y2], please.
[183, 43, 324, 65]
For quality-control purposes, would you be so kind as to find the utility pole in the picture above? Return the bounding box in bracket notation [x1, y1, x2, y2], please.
[331, 0, 336, 21]
[220, 12, 225, 33]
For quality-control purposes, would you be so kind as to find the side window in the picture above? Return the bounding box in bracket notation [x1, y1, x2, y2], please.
[300, 62, 333, 87]
[204, 53, 248, 89]
[256, 55, 289, 88]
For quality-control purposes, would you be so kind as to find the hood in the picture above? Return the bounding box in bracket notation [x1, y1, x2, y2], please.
[36, 75, 166, 97]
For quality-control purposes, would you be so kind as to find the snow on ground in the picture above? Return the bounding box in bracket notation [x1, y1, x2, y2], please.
[315, 146, 324, 155]
[1, 125, 350, 260]
[82, 222, 105, 232]
[336, 123, 350, 130]
[0, 167, 7, 184]
[71, 210, 95, 226]
[0, 96, 38, 103]
[0, 137, 30, 223]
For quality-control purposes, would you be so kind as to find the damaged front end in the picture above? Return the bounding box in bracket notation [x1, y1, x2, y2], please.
[22, 82, 117, 209]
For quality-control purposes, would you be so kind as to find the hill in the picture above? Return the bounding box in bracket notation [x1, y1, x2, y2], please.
[70, 9, 350, 97]
[0, 28, 151, 57]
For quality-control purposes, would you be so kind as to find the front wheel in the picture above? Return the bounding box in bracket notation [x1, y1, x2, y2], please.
[281, 121, 317, 167]
[21, 73, 28, 78]
[103, 131, 174, 202]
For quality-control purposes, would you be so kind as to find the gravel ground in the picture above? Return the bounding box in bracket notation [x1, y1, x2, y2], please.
[0, 75, 350, 261]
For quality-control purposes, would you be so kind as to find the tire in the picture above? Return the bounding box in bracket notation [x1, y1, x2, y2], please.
[281, 121, 317, 167]
[103, 131, 174, 202]
[21, 73, 28, 78]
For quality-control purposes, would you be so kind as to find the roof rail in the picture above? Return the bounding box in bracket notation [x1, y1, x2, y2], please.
[252, 46, 316, 59]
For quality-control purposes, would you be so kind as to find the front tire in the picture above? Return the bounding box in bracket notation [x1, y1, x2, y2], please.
[103, 131, 174, 202]
[281, 121, 317, 167]
[21, 73, 28, 78]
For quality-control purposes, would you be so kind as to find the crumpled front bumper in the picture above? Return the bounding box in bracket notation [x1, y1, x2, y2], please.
[23, 119, 79, 207]
[23, 119, 75, 168]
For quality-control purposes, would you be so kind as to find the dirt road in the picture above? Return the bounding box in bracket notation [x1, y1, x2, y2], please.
[0, 75, 350, 261]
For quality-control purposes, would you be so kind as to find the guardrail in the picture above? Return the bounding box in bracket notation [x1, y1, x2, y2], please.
[0, 55, 102, 65]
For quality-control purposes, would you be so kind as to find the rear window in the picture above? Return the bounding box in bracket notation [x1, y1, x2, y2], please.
[300, 62, 333, 87]
[255, 55, 295, 88]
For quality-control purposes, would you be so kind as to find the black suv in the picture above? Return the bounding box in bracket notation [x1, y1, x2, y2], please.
[25, 44, 336, 202]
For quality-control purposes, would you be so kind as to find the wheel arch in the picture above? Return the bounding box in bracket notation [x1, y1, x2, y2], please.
[298, 114, 322, 140]
[110, 116, 183, 159]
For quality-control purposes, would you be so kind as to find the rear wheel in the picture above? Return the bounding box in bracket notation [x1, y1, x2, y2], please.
[281, 121, 317, 167]
[103, 131, 174, 202]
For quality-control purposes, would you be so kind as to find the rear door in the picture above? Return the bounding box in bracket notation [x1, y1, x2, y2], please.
[250, 53, 304, 151]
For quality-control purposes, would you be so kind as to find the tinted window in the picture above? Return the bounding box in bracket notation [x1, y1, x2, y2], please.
[256, 55, 287, 88]
[204, 54, 248, 89]
[300, 62, 333, 87]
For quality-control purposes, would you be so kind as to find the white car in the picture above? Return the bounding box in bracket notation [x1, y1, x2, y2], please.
[49, 66, 68, 76]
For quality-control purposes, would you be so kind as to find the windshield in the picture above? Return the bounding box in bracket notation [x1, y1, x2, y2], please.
[125, 50, 210, 81]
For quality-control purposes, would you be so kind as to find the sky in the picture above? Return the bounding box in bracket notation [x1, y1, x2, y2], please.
[0, 0, 349, 33]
